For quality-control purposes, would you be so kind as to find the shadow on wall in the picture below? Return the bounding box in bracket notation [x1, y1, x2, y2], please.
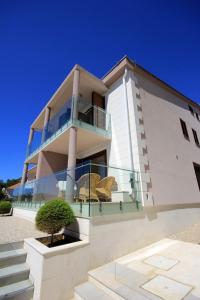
[90, 202, 200, 226]
[65, 218, 81, 240]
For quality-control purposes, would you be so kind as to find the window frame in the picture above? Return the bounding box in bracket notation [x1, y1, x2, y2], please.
[188, 105, 194, 116]
[193, 163, 200, 191]
[192, 128, 200, 147]
[180, 118, 190, 141]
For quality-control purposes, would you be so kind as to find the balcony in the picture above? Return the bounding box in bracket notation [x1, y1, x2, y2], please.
[26, 97, 111, 163]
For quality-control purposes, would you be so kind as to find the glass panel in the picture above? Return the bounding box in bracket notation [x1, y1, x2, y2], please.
[26, 130, 42, 157]
[43, 99, 72, 143]
[75, 97, 111, 136]
[11, 163, 142, 218]
[26, 97, 111, 158]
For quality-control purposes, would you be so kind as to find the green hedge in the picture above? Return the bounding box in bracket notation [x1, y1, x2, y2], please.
[0, 201, 12, 214]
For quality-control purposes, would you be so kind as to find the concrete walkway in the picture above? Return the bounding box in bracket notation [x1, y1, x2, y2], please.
[0, 216, 44, 244]
[81, 239, 200, 300]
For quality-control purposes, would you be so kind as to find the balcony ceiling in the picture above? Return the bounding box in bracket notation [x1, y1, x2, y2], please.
[26, 126, 110, 164]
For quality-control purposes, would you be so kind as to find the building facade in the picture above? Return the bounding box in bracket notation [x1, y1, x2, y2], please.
[19, 56, 200, 209]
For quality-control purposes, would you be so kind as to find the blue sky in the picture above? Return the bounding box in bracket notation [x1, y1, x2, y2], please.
[0, 0, 200, 181]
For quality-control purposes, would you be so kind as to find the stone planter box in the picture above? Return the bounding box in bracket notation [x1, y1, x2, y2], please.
[24, 237, 90, 300]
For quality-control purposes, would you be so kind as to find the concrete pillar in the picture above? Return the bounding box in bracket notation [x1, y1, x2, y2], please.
[66, 68, 80, 201]
[68, 127, 77, 170]
[26, 127, 35, 157]
[36, 107, 51, 180]
[42, 106, 51, 143]
[21, 163, 28, 185]
[72, 67, 80, 120]
[28, 128, 34, 145]
[35, 151, 43, 180]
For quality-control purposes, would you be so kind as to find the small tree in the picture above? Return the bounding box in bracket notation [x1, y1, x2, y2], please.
[36, 199, 75, 246]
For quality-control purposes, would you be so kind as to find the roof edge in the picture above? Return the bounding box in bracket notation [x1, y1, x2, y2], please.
[103, 56, 200, 110]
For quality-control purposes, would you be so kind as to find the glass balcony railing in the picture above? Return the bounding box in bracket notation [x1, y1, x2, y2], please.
[26, 97, 111, 158]
[11, 163, 142, 218]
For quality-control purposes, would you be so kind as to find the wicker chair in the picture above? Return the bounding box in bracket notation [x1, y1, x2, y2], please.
[95, 176, 116, 201]
[76, 173, 100, 202]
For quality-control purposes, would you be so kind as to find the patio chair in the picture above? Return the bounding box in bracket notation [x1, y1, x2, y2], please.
[95, 176, 116, 201]
[76, 173, 100, 202]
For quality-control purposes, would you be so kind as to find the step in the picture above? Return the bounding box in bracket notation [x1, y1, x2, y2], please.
[88, 263, 150, 300]
[75, 281, 116, 300]
[0, 263, 29, 287]
[0, 242, 24, 253]
[0, 280, 33, 300]
[0, 249, 27, 268]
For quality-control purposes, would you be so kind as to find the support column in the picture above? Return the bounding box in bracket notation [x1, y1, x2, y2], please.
[21, 163, 28, 185]
[42, 106, 51, 143]
[66, 67, 80, 201]
[72, 67, 80, 121]
[36, 106, 51, 180]
[33, 107, 51, 201]
[67, 127, 78, 171]
[28, 128, 34, 145]
[27, 128, 34, 156]
[35, 151, 43, 180]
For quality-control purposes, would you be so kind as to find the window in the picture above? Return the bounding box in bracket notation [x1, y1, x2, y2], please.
[193, 163, 200, 191]
[188, 105, 194, 115]
[180, 119, 189, 140]
[192, 129, 200, 147]
[196, 112, 199, 121]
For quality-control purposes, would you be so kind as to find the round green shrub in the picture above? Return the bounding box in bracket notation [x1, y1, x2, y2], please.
[36, 199, 75, 244]
[0, 201, 12, 214]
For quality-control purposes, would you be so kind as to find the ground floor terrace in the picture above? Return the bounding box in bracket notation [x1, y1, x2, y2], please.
[10, 162, 142, 218]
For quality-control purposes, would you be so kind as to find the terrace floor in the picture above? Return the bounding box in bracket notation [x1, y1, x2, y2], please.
[0, 216, 44, 244]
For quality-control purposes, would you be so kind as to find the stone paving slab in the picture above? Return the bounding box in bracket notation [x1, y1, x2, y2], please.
[143, 255, 178, 271]
[0, 216, 44, 244]
[142, 275, 192, 300]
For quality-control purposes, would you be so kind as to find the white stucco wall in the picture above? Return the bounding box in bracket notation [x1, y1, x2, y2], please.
[106, 71, 153, 205]
[106, 77, 132, 170]
[137, 72, 200, 205]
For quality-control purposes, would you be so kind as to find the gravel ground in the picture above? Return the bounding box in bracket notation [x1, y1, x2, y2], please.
[169, 223, 200, 244]
[0, 216, 44, 244]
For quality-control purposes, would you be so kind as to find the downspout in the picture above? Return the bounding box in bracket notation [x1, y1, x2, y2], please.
[123, 68, 134, 172]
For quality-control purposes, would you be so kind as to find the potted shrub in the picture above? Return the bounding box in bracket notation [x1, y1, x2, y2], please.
[0, 201, 12, 215]
[36, 199, 76, 247]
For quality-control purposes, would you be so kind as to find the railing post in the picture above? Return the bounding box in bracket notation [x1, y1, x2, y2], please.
[88, 163, 91, 217]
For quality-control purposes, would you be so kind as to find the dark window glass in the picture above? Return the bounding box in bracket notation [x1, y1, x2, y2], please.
[188, 105, 194, 115]
[193, 163, 200, 191]
[192, 129, 200, 147]
[180, 119, 189, 140]
[196, 112, 199, 121]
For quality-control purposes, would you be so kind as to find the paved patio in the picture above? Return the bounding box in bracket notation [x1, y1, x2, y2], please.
[0, 216, 44, 244]
[89, 238, 200, 300]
